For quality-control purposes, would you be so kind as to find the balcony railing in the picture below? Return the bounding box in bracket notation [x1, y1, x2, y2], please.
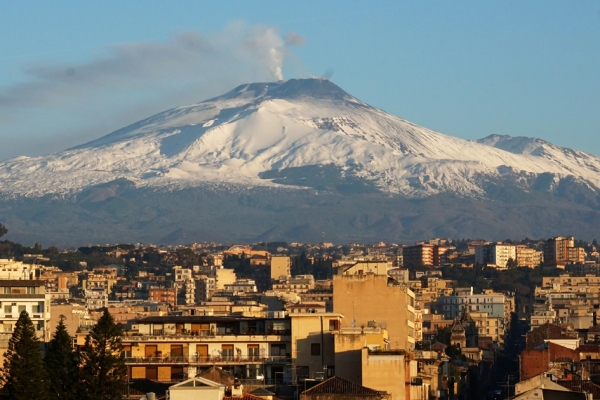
[125, 355, 290, 365]
[123, 329, 291, 340]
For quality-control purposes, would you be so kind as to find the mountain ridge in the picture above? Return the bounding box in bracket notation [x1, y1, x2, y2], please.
[1, 78, 599, 200]
[1, 78, 600, 245]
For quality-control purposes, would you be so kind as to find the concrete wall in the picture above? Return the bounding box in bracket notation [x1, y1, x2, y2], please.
[49, 303, 83, 337]
[333, 274, 414, 350]
[215, 269, 236, 290]
[271, 256, 291, 280]
[291, 314, 340, 381]
[361, 348, 406, 400]
[168, 386, 224, 400]
[519, 342, 580, 380]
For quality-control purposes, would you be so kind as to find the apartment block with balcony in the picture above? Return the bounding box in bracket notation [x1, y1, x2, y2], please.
[475, 243, 516, 269]
[436, 288, 511, 344]
[544, 236, 585, 266]
[403, 244, 451, 268]
[0, 280, 52, 367]
[515, 245, 544, 268]
[333, 274, 416, 351]
[122, 315, 291, 384]
[0, 259, 38, 280]
[272, 275, 315, 294]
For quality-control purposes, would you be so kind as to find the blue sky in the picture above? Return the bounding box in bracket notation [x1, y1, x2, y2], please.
[1, 1, 599, 160]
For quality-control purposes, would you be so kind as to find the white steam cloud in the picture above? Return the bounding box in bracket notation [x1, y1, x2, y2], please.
[0, 23, 305, 160]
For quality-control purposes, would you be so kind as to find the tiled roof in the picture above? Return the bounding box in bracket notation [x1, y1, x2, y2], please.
[557, 380, 600, 399]
[198, 366, 235, 386]
[302, 376, 383, 396]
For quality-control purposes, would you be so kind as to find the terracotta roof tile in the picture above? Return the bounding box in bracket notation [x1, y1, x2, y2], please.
[302, 376, 383, 396]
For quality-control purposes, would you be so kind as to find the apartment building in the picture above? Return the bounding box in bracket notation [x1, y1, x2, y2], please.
[475, 243, 516, 269]
[515, 245, 543, 268]
[0, 280, 52, 367]
[403, 244, 450, 267]
[270, 256, 291, 280]
[85, 287, 109, 310]
[123, 314, 291, 383]
[195, 276, 216, 302]
[333, 274, 416, 351]
[436, 288, 511, 344]
[290, 312, 343, 382]
[149, 288, 177, 307]
[544, 236, 585, 265]
[0, 259, 38, 280]
[467, 311, 505, 344]
[272, 275, 315, 293]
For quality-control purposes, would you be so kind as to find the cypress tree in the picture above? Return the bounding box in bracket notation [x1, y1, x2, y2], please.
[79, 310, 127, 400]
[0, 310, 49, 400]
[45, 316, 80, 400]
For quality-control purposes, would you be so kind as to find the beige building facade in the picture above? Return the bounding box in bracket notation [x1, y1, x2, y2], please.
[333, 274, 415, 351]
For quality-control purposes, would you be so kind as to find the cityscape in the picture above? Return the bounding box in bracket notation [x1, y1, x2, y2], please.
[2, 230, 600, 399]
[1, 2, 599, 400]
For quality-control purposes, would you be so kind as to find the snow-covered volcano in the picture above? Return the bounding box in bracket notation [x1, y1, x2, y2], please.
[2, 78, 599, 198]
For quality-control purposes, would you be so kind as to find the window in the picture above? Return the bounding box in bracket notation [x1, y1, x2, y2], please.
[221, 344, 234, 361]
[271, 344, 286, 356]
[311, 343, 321, 356]
[171, 366, 184, 380]
[4, 305, 11, 314]
[145, 367, 158, 380]
[170, 345, 183, 357]
[18, 305, 26, 314]
[329, 319, 340, 331]
[296, 366, 309, 379]
[248, 344, 260, 361]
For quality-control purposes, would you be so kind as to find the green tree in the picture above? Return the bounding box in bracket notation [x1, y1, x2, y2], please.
[0, 223, 6, 239]
[0, 311, 49, 400]
[45, 316, 80, 400]
[79, 310, 127, 400]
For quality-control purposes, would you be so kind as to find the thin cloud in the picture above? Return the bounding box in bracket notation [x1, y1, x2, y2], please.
[284, 31, 306, 46]
[0, 23, 303, 160]
[0, 23, 290, 108]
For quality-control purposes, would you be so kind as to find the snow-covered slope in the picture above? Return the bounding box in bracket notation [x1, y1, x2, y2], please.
[1, 79, 599, 198]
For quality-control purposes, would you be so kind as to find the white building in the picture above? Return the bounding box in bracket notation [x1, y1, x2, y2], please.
[0, 259, 38, 280]
[85, 287, 109, 310]
[0, 280, 51, 341]
[475, 243, 516, 269]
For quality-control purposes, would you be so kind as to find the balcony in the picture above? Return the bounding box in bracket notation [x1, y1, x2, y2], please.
[124, 355, 290, 365]
[124, 330, 291, 342]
